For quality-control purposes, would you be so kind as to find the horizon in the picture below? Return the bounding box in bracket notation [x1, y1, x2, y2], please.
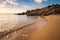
[0, 0, 60, 14]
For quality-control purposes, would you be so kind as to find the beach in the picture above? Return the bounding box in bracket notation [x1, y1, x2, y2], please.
[0, 0, 60, 40]
[0, 14, 60, 40]
[0, 16, 46, 40]
[28, 14, 60, 40]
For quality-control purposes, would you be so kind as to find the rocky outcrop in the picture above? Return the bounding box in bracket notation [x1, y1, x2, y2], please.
[16, 4, 60, 16]
[24, 4, 60, 16]
[15, 12, 25, 15]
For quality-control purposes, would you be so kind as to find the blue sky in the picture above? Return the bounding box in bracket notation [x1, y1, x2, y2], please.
[0, 0, 60, 13]
[17, 0, 60, 8]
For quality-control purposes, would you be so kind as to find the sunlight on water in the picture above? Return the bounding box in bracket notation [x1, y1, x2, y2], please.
[0, 15, 37, 32]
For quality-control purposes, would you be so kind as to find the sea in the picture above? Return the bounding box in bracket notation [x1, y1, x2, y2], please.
[0, 15, 38, 31]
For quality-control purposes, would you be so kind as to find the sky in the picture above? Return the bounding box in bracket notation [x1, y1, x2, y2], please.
[0, 0, 60, 14]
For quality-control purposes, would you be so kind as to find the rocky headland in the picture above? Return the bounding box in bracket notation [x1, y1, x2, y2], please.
[17, 4, 60, 16]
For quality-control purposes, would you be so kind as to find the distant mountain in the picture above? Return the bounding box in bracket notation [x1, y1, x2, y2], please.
[17, 4, 60, 16]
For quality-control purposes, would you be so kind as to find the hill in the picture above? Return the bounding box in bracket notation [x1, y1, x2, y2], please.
[20, 4, 60, 16]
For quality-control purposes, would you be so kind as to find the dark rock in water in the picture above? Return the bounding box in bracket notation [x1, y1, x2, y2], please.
[16, 12, 25, 15]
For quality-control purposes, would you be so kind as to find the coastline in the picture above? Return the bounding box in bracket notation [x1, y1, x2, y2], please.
[28, 14, 60, 40]
[0, 16, 46, 40]
[0, 14, 60, 40]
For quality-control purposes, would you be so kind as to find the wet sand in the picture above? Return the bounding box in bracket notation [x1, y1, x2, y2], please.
[1, 17, 46, 40]
[1, 15, 60, 40]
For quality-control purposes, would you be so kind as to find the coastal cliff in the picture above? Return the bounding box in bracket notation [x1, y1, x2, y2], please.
[25, 4, 60, 16]
[17, 4, 60, 16]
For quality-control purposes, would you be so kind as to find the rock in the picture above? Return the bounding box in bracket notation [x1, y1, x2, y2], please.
[21, 4, 60, 16]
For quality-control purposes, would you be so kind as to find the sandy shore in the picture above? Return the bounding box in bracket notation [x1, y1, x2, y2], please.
[28, 14, 60, 40]
[1, 15, 60, 40]
[1, 16, 46, 40]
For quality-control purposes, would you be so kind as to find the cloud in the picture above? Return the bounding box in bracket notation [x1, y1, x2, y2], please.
[6, 0, 18, 5]
[0, 0, 34, 14]
[0, 4, 34, 13]
[0, 0, 19, 13]
[34, 0, 48, 3]
[0, 0, 18, 8]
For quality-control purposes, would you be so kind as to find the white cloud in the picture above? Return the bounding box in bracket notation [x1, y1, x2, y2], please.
[0, 0, 18, 8]
[35, 0, 43, 3]
[34, 0, 48, 3]
[6, 0, 18, 5]
[0, 4, 34, 13]
[0, 4, 33, 13]
[0, 0, 34, 14]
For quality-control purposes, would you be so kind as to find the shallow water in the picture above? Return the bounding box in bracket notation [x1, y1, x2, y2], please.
[0, 15, 37, 31]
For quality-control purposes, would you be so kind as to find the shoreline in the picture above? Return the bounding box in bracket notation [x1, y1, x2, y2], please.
[0, 14, 60, 40]
[0, 16, 41, 37]
[0, 16, 46, 40]
[28, 14, 60, 40]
